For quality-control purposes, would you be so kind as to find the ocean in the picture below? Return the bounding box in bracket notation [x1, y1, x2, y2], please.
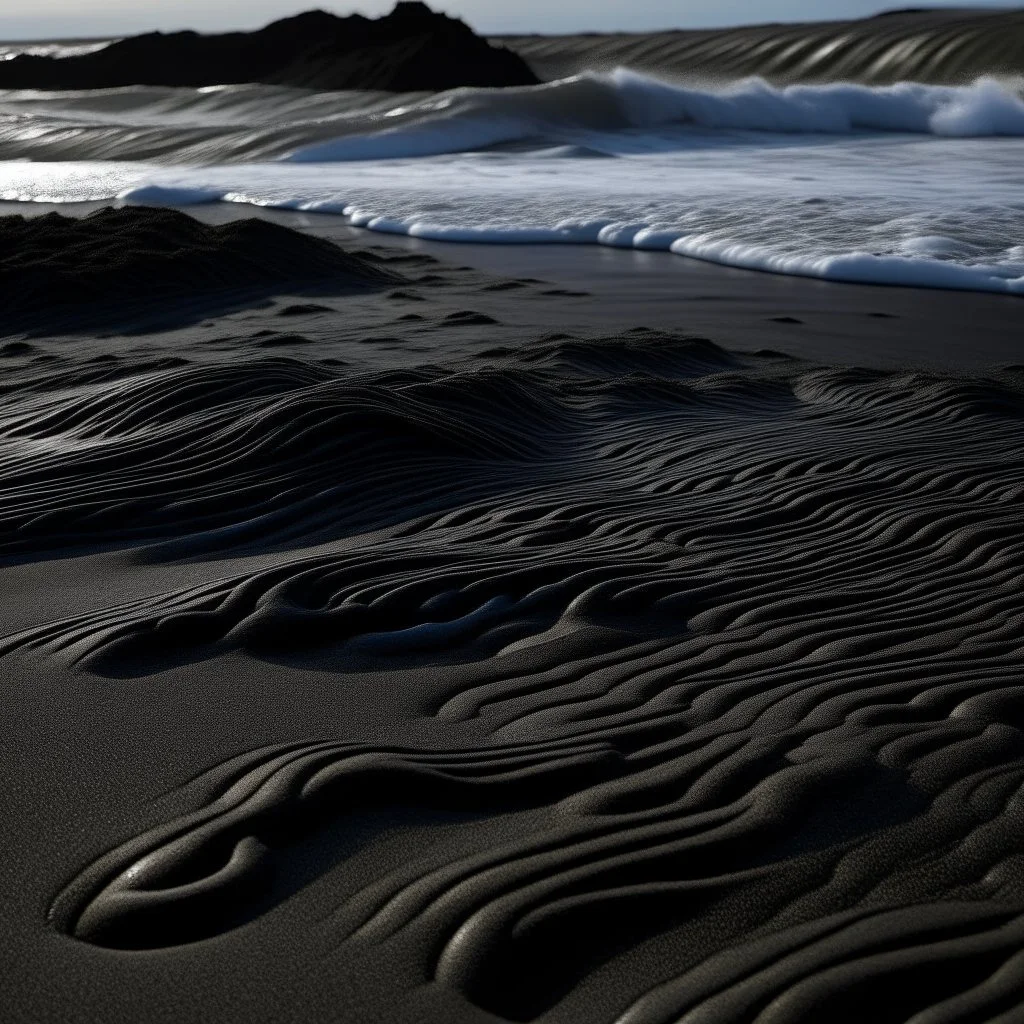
[1, 39, 1023, 295]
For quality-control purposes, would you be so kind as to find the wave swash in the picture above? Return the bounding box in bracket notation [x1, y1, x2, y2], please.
[1, 63, 1023, 294]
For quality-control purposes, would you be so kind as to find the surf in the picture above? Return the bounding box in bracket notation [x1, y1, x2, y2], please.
[286, 71, 1024, 163]
[2, 70, 1024, 165]
[0, 68, 1022, 297]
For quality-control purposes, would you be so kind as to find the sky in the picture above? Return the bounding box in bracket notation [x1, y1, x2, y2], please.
[0, 0, 1018, 40]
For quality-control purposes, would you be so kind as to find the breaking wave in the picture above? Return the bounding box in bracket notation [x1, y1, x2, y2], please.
[2, 71, 1023, 165]
[286, 71, 1024, 163]
[0, 69, 1022, 296]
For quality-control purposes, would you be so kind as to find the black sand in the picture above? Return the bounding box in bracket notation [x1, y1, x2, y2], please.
[1, 207, 1023, 1024]
[0, 207, 396, 332]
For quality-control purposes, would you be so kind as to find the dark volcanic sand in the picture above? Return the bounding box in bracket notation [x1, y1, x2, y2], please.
[1, 208, 1023, 1024]
[0, 207, 396, 332]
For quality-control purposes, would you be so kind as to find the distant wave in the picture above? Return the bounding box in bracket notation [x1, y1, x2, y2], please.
[286, 71, 1024, 162]
[1, 71, 1023, 165]
[0, 39, 111, 62]
[501, 8, 1024, 86]
[0, 82, 410, 163]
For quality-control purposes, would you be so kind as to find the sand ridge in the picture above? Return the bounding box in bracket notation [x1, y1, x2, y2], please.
[1, 211, 1023, 1022]
[0, 207, 400, 335]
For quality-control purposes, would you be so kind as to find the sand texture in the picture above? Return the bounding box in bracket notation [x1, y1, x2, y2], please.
[501, 8, 1024, 85]
[1, 210, 1023, 1024]
[0, 208, 398, 333]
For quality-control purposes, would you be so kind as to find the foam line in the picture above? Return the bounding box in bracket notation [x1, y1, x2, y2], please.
[110, 188, 1024, 295]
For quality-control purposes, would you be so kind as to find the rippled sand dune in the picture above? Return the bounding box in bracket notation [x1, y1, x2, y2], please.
[0, 207, 398, 332]
[501, 8, 1024, 84]
[1, 207, 1022, 1024]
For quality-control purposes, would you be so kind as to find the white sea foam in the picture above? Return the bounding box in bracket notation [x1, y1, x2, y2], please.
[285, 71, 1024, 164]
[1, 70, 1022, 296]
[0, 39, 113, 62]
[116, 184, 223, 206]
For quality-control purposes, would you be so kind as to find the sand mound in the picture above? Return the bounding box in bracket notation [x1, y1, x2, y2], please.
[0, 207, 396, 331]
[7, 323, 1021, 1022]
[0, 3, 537, 92]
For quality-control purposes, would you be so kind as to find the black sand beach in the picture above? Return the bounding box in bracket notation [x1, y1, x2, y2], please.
[1, 204, 1023, 1023]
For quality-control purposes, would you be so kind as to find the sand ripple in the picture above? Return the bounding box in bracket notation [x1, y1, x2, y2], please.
[5, 329, 1024, 1021]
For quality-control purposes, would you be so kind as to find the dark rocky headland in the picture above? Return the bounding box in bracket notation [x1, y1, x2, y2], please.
[0, 2, 539, 92]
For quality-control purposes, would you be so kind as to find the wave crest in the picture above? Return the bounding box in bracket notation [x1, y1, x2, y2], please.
[2, 70, 1022, 167]
[503, 9, 1024, 87]
[287, 71, 1024, 163]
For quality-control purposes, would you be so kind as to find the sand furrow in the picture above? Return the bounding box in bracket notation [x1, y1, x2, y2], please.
[3, 318, 1023, 1021]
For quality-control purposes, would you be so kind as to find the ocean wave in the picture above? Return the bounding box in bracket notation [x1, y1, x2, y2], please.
[2, 71, 1023, 166]
[286, 72, 1024, 163]
[0, 81, 414, 163]
[1, 68, 1022, 297]
[501, 8, 1024, 87]
[0, 39, 112, 62]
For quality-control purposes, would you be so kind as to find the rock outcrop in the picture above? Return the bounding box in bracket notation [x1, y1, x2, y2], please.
[0, 3, 539, 92]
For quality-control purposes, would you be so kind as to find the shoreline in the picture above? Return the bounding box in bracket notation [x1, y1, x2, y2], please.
[2, 199, 1019, 373]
